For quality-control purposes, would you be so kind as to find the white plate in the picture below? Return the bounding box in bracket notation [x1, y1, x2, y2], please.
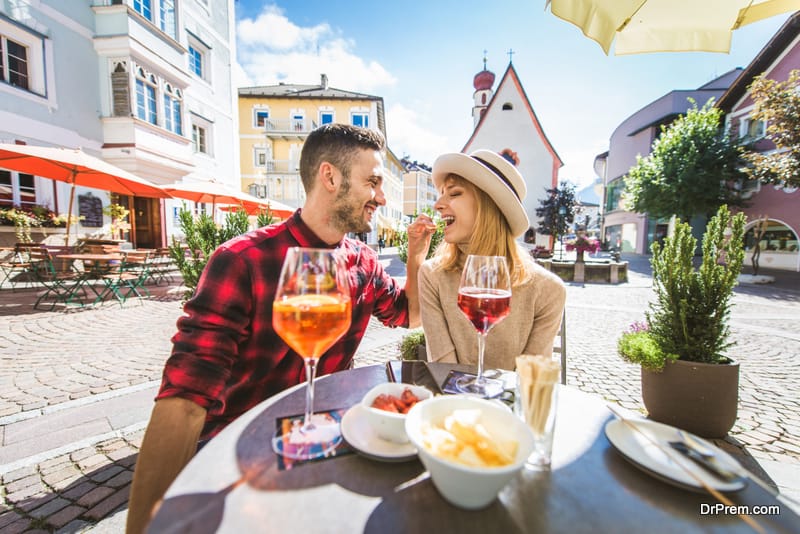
[604, 419, 746, 493]
[340, 404, 418, 462]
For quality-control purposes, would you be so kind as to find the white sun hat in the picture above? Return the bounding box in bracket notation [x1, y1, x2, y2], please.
[431, 149, 529, 237]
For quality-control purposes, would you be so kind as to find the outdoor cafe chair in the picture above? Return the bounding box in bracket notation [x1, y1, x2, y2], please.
[0, 242, 41, 291]
[28, 247, 87, 311]
[553, 309, 567, 385]
[147, 247, 177, 285]
[95, 250, 152, 305]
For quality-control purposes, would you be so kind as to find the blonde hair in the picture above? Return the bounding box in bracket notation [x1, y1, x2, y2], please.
[433, 174, 534, 287]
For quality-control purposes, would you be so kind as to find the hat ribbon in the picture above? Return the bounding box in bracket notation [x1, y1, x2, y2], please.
[470, 156, 521, 200]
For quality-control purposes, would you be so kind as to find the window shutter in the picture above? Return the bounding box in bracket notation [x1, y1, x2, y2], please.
[111, 65, 130, 117]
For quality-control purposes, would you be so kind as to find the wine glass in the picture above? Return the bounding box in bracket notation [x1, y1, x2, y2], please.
[456, 255, 512, 398]
[271, 247, 352, 461]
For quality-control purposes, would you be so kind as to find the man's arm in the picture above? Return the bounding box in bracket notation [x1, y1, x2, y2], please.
[126, 398, 207, 534]
[403, 215, 436, 328]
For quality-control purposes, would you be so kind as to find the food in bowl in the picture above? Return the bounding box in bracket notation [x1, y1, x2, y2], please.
[420, 408, 518, 468]
[361, 382, 433, 444]
[405, 395, 535, 510]
[370, 387, 424, 414]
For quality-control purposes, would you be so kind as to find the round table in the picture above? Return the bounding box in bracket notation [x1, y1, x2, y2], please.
[151, 364, 798, 533]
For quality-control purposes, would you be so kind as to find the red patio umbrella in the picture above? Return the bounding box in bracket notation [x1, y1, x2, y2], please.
[218, 198, 295, 218]
[160, 179, 281, 213]
[0, 143, 171, 245]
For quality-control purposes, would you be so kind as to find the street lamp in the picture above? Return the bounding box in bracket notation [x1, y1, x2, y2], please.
[558, 205, 566, 261]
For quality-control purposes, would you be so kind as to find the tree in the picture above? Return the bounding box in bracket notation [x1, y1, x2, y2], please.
[169, 205, 251, 301]
[535, 180, 577, 238]
[624, 98, 744, 223]
[741, 69, 800, 188]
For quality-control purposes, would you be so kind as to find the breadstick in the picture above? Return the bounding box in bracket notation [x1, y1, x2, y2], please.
[516, 355, 560, 434]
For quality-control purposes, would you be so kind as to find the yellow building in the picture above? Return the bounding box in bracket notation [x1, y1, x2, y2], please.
[238, 74, 397, 230]
[402, 159, 436, 220]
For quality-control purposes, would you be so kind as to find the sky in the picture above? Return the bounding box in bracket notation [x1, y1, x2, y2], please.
[232, 1, 794, 188]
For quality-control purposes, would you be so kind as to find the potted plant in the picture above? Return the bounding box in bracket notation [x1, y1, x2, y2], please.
[617, 204, 746, 438]
[564, 233, 600, 263]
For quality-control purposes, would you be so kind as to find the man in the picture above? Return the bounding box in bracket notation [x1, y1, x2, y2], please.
[126, 124, 435, 533]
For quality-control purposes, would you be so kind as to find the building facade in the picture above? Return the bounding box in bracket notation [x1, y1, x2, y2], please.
[401, 159, 435, 222]
[717, 13, 800, 272]
[238, 74, 404, 244]
[1, 0, 239, 247]
[595, 69, 740, 254]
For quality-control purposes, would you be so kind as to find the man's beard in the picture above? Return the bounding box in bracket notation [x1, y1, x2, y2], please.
[331, 176, 372, 234]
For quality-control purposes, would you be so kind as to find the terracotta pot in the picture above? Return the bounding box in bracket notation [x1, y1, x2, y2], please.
[641, 359, 739, 438]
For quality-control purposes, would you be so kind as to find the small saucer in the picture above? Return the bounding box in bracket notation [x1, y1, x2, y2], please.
[340, 404, 417, 462]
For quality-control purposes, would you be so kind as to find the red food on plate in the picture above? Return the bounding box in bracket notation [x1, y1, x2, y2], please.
[371, 388, 422, 414]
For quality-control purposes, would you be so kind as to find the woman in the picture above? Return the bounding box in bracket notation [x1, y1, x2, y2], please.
[418, 149, 566, 370]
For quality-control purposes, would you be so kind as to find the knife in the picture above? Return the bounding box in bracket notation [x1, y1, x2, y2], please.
[668, 441, 744, 483]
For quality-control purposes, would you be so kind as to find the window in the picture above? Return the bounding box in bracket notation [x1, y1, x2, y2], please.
[1, 18, 50, 98]
[163, 84, 182, 135]
[351, 112, 369, 128]
[135, 68, 157, 124]
[133, 0, 176, 39]
[254, 147, 266, 167]
[159, 0, 176, 39]
[502, 102, 513, 110]
[0, 170, 37, 208]
[320, 111, 334, 125]
[133, 0, 153, 21]
[291, 113, 304, 131]
[188, 45, 203, 78]
[0, 35, 28, 90]
[254, 108, 270, 128]
[606, 180, 626, 212]
[192, 124, 207, 153]
[740, 118, 765, 141]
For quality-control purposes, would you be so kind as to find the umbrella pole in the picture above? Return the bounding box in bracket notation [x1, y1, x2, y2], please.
[65, 178, 77, 247]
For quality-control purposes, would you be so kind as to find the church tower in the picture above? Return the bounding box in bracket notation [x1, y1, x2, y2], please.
[472, 53, 495, 127]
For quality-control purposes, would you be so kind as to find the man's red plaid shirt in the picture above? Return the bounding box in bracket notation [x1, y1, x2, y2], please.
[157, 210, 409, 439]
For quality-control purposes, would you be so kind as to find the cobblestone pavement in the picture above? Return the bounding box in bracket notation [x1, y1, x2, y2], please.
[1, 255, 799, 531]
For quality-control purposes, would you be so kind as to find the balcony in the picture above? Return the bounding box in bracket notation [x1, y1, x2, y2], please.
[263, 159, 300, 175]
[261, 119, 319, 140]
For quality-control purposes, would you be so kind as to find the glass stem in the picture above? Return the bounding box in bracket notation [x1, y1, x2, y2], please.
[303, 358, 317, 430]
[476, 332, 487, 384]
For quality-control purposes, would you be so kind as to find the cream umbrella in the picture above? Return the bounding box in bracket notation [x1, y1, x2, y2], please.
[0, 143, 171, 245]
[544, 0, 800, 55]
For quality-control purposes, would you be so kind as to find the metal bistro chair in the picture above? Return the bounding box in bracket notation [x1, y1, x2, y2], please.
[553, 310, 567, 385]
[0, 243, 41, 291]
[96, 250, 152, 305]
[28, 247, 86, 311]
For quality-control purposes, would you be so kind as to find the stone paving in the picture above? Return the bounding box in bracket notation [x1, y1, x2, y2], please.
[0, 254, 799, 531]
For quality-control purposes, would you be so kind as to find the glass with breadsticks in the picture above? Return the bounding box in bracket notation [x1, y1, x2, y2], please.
[515, 354, 560, 469]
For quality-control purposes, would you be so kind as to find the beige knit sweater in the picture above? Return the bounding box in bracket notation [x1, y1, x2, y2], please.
[418, 256, 566, 370]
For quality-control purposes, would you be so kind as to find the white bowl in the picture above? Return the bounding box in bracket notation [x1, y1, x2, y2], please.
[360, 382, 434, 444]
[404, 395, 534, 510]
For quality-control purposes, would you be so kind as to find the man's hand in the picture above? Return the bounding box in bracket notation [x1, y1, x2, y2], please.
[406, 214, 437, 263]
[403, 214, 437, 328]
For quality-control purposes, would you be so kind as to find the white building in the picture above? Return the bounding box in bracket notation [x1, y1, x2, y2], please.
[463, 61, 563, 248]
[0, 0, 239, 248]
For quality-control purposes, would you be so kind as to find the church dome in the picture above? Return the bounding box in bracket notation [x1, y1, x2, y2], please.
[473, 69, 495, 91]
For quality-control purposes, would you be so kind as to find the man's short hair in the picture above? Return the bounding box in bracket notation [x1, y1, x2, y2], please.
[299, 123, 386, 193]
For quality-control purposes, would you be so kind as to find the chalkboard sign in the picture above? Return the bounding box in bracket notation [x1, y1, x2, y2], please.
[78, 193, 103, 227]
